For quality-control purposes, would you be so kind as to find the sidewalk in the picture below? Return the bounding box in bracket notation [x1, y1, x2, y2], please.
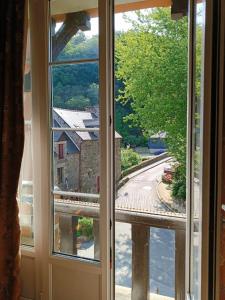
[157, 181, 173, 204]
[156, 180, 174, 212]
[157, 180, 186, 214]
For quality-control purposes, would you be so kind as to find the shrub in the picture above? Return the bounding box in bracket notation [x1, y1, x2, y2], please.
[121, 148, 142, 171]
[171, 166, 186, 202]
[78, 217, 93, 240]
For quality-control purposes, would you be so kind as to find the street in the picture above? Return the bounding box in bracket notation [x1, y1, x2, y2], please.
[116, 159, 171, 213]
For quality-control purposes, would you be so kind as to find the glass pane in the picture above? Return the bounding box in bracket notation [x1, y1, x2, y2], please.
[115, 223, 177, 300]
[50, 1, 101, 260]
[54, 196, 100, 260]
[149, 228, 175, 298]
[191, 0, 205, 298]
[51, 63, 99, 113]
[114, 2, 188, 299]
[115, 222, 132, 300]
[18, 27, 34, 247]
[50, 0, 98, 62]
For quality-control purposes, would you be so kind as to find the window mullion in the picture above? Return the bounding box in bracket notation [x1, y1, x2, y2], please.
[99, 0, 114, 299]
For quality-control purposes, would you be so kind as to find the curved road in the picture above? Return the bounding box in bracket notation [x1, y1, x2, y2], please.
[115, 158, 171, 213]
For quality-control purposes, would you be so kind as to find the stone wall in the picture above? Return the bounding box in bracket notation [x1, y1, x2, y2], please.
[54, 137, 121, 194]
[80, 140, 99, 195]
[54, 152, 80, 192]
[80, 138, 121, 197]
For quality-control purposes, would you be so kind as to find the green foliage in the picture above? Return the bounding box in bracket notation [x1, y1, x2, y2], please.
[172, 179, 186, 201]
[78, 217, 93, 240]
[58, 32, 98, 61]
[53, 31, 145, 146]
[121, 148, 142, 171]
[116, 8, 188, 170]
[66, 96, 90, 110]
[115, 8, 190, 200]
[115, 100, 147, 147]
[171, 165, 186, 201]
[52, 33, 99, 109]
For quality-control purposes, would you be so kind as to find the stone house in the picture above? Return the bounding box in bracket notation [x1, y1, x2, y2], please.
[53, 107, 121, 195]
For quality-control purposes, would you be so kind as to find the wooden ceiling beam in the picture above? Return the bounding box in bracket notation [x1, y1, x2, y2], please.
[53, 0, 171, 22]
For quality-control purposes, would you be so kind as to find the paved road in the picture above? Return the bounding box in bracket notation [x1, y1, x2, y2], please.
[115, 159, 176, 298]
[115, 159, 171, 213]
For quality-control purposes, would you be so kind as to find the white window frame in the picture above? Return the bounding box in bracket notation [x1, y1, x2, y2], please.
[24, 0, 113, 299]
[186, 0, 224, 299]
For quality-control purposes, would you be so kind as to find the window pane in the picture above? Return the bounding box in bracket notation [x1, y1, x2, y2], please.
[190, 1, 205, 297]
[50, 0, 98, 62]
[19, 28, 34, 247]
[50, 1, 101, 261]
[149, 228, 175, 298]
[115, 222, 178, 300]
[54, 196, 100, 260]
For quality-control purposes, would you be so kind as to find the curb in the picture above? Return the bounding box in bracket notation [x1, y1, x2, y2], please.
[121, 152, 169, 179]
[118, 156, 172, 190]
[156, 180, 175, 212]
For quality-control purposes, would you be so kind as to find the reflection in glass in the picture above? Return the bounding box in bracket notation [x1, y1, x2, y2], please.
[54, 203, 100, 260]
[191, 1, 205, 298]
[19, 28, 34, 247]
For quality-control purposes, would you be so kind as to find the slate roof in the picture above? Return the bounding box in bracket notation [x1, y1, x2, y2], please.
[54, 108, 97, 141]
[53, 108, 121, 143]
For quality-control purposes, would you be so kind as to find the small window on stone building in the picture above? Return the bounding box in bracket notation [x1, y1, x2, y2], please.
[58, 143, 64, 159]
[57, 167, 64, 184]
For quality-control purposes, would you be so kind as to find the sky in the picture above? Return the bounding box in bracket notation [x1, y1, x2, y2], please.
[85, 13, 134, 37]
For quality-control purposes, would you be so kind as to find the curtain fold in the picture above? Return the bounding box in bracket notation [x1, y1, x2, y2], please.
[0, 1, 27, 299]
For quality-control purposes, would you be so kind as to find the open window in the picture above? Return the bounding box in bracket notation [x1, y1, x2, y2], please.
[19, 0, 222, 300]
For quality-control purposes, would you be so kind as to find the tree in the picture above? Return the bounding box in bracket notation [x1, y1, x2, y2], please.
[121, 148, 142, 171]
[52, 35, 99, 109]
[65, 96, 90, 110]
[116, 8, 188, 200]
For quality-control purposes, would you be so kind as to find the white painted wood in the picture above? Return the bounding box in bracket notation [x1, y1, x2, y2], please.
[49, 58, 99, 65]
[20, 255, 36, 300]
[99, 0, 114, 299]
[52, 127, 100, 132]
[24, 0, 108, 299]
[51, 265, 101, 300]
[53, 190, 100, 199]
